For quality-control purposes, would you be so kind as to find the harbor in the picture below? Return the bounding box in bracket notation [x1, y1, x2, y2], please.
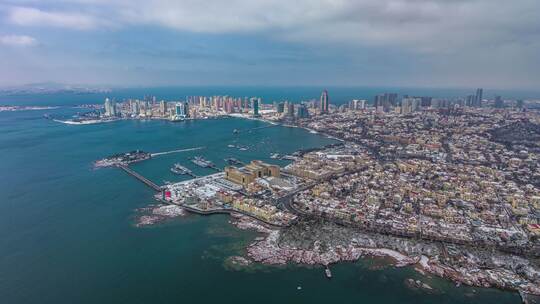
[5, 104, 529, 304]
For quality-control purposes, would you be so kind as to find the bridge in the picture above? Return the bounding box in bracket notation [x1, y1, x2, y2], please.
[117, 164, 162, 192]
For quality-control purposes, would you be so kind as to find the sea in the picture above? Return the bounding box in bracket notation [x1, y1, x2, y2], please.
[0, 87, 530, 304]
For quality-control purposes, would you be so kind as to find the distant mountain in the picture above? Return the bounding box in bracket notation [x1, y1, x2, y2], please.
[0, 82, 111, 95]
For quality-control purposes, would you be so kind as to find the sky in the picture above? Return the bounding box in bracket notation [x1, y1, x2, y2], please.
[0, 0, 539, 89]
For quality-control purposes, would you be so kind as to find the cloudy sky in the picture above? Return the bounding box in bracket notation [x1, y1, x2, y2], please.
[0, 0, 539, 88]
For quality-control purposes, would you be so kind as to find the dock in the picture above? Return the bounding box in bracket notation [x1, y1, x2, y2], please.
[117, 164, 162, 192]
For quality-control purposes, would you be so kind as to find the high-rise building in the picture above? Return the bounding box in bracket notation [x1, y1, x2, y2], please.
[104, 98, 111, 116]
[517, 99, 524, 109]
[130, 100, 140, 115]
[104, 98, 117, 117]
[419, 96, 432, 107]
[175, 103, 184, 116]
[277, 102, 285, 113]
[475, 88, 483, 107]
[374, 93, 398, 112]
[401, 98, 421, 114]
[350, 99, 366, 110]
[466, 95, 475, 107]
[251, 97, 260, 117]
[320, 90, 329, 113]
[494, 96, 504, 108]
[286, 102, 295, 117]
[160, 100, 167, 116]
[183, 102, 190, 117]
[297, 103, 310, 118]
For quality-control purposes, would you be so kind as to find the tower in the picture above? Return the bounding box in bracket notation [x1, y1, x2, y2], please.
[475, 88, 483, 107]
[175, 102, 184, 116]
[160, 100, 167, 116]
[183, 101, 190, 117]
[320, 90, 329, 113]
[104, 98, 111, 116]
[494, 96, 503, 108]
[251, 97, 260, 117]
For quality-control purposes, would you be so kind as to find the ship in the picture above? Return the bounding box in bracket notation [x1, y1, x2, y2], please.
[170, 163, 192, 175]
[190, 156, 214, 168]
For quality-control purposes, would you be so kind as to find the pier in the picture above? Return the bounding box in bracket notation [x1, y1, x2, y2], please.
[117, 164, 162, 192]
[150, 146, 205, 157]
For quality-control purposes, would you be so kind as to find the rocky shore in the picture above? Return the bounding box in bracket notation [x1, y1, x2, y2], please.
[135, 204, 186, 227]
[232, 217, 540, 297]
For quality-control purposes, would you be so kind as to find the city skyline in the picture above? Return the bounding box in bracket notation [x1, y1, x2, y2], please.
[1, 1, 540, 89]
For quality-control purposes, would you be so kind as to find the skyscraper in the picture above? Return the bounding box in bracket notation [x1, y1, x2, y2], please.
[175, 102, 184, 116]
[374, 93, 398, 112]
[475, 88, 483, 107]
[297, 103, 310, 118]
[494, 96, 503, 108]
[251, 97, 260, 117]
[350, 99, 366, 110]
[160, 100, 167, 116]
[277, 102, 285, 113]
[183, 102, 190, 117]
[401, 98, 421, 114]
[286, 102, 295, 117]
[104, 98, 117, 117]
[466, 95, 475, 107]
[104, 98, 111, 116]
[320, 90, 329, 113]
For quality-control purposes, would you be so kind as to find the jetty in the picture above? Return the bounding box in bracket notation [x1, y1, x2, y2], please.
[117, 164, 162, 192]
[151, 146, 205, 157]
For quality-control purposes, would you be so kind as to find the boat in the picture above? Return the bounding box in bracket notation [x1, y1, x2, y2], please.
[233, 129, 239, 134]
[170, 163, 192, 175]
[224, 157, 243, 166]
[281, 155, 297, 161]
[270, 153, 281, 159]
[190, 156, 214, 168]
[227, 144, 235, 148]
[325, 266, 332, 279]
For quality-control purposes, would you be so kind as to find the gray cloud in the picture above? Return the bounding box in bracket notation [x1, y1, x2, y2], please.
[5, 1, 540, 53]
[1, 0, 540, 87]
[0, 34, 37, 46]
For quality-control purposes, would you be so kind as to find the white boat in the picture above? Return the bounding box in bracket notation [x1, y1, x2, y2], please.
[325, 266, 332, 279]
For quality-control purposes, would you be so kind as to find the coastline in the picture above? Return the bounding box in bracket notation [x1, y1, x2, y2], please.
[227, 214, 540, 299]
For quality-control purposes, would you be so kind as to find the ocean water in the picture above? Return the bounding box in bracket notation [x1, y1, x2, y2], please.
[1, 86, 540, 107]
[0, 97, 523, 303]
